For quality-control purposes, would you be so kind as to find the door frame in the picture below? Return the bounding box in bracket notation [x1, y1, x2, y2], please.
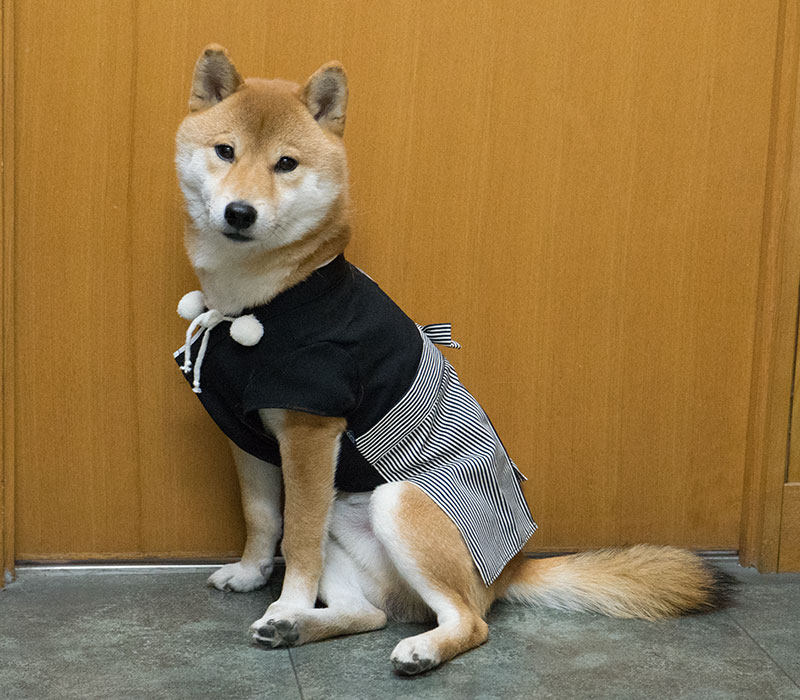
[740, 0, 800, 573]
[1, 0, 15, 587]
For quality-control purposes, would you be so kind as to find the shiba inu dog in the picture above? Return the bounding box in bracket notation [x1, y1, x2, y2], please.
[174, 45, 733, 676]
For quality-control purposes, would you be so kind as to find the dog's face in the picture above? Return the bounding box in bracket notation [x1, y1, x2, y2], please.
[176, 46, 348, 265]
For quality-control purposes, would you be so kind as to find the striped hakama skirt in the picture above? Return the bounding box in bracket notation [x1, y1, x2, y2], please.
[355, 328, 537, 585]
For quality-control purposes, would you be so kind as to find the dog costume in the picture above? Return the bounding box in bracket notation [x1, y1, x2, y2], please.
[175, 255, 536, 584]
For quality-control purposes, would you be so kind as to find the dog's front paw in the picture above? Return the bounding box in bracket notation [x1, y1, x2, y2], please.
[207, 560, 272, 592]
[250, 606, 305, 648]
[391, 636, 440, 676]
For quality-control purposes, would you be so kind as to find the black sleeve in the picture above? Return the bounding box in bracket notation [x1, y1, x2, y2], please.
[241, 342, 361, 418]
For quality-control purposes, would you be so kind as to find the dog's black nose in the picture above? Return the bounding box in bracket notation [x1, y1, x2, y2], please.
[224, 201, 257, 230]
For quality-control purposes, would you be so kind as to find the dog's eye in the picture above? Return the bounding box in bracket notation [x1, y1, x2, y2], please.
[214, 144, 235, 162]
[275, 156, 298, 173]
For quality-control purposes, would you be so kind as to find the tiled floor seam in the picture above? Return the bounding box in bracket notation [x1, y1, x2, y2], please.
[724, 610, 800, 692]
[288, 648, 306, 700]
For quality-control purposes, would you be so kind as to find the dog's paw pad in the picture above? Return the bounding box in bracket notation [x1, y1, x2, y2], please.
[392, 652, 436, 676]
[252, 618, 299, 647]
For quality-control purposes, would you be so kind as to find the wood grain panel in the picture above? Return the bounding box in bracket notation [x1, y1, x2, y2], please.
[13, 0, 782, 558]
[778, 483, 800, 571]
[13, 0, 143, 558]
[341, 0, 776, 550]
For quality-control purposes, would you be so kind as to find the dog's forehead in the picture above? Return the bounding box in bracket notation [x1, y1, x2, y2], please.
[181, 77, 317, 145]
[240, 77, 303, 109]
[229, 79, 315, 141]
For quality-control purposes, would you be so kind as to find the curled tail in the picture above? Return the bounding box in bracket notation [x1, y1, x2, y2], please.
[498, 545, 736, 620]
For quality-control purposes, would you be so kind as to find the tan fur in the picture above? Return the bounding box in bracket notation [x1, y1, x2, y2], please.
[372, 482, 492, 669]
[389, 482, 495, 618]
[496, 545, 727, 620]
[177, 46, 732, 675]
[261, 409, 345, 606]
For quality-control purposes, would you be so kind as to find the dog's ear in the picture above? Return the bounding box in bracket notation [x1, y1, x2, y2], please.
[302, 62, 348, 137]
[188, 44, 243, 112]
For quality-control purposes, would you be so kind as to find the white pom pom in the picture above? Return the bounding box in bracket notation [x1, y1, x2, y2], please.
[230, 315, 264, 346]
[177, 290, 206, 320]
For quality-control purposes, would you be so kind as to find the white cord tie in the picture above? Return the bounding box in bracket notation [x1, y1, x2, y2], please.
[177, 291, 264, 394]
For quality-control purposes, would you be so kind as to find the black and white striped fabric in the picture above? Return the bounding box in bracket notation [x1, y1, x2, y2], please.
[357, 327, 537, 585]
[418, 323, 462, 349]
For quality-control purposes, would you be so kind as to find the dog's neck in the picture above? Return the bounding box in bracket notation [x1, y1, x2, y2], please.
[186, 216, 351, 316]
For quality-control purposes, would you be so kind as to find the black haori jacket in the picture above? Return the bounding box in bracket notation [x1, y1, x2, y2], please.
[174, 255, 536, 584]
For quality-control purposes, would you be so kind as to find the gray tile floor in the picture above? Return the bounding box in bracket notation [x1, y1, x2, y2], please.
[1, 559, 798, 699]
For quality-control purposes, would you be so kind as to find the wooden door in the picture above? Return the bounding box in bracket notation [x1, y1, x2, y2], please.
[3, 0, 788, 562]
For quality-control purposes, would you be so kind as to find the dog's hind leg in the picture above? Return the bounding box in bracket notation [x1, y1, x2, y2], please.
[208, 443, 283, 592]
[251, 536, 387, 647]
[370, 481, 495, 675]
